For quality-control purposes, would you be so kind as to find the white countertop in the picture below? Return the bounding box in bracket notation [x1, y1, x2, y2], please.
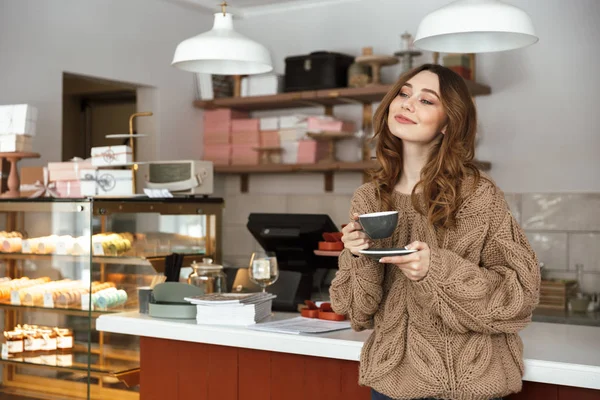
[97, 312, 600, 390]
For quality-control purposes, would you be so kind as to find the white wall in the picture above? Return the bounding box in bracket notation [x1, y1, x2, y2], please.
[0, 0, 211, 164]
[233, 0, 600, 193]
[1, 0, 598, 193]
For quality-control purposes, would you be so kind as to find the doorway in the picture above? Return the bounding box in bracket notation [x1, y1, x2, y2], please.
[62, 73, 138, 162]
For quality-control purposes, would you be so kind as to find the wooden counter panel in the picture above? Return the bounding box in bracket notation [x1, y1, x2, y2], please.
[239, 348, 271, 400]
[140, 337, 600, 400]
[506, 381, 558, 400]
[208, 344, 238, 400]
[140, 337, 370, 400]
[270, 352, 305, 400]
[557, 385, 600, 400]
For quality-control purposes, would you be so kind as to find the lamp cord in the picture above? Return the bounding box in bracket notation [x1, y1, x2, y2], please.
[220, 1, 227, 16]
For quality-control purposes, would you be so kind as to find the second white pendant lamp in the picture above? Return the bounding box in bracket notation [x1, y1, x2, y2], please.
[172, 2, 273, 75]
[414, 0, 539, 53]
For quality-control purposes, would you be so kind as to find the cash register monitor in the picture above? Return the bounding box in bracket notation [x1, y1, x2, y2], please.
[246, 213, 339, 311]
[246, 213, 339, 272]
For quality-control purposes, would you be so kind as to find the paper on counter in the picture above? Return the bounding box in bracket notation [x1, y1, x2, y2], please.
[247, 316, 351, 335]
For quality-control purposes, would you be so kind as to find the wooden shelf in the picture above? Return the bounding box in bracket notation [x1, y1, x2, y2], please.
[193, 80, 491, 111]
[0, 251, 205, 268]
[215, 161, 373, 174]
[0, 347, 138, 377]
[0, 301, 121, 318]
[216, 160, 490, 193]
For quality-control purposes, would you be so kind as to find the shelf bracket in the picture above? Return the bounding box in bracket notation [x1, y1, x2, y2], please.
[324, 171, 334, 192]
[240, 174, 249, 193]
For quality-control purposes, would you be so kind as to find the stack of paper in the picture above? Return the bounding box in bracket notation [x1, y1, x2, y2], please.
[184, 292, 276, 326]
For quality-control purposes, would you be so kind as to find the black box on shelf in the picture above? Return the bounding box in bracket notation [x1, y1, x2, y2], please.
[284, 51, 355, 92]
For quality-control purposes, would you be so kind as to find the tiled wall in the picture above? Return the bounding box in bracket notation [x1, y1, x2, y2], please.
[218, 177, 600, 295]
[517, 194, 600, 294]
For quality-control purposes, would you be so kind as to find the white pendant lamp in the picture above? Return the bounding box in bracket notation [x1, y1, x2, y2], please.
[172, 2, 273, 75]
[414, 0, 538, 53]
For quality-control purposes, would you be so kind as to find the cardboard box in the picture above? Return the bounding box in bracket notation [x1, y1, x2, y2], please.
[20, 166, 58, 198]
[281, 142, 299, 164]
[241, 74, 283, 97]
[91, 145, 132, 167]
[279, 114, 310, 129]
[259, 130, 280, 147]
[80, 169, 134, 196]
[48, 159, 95, 181]
[0, 135, 33, 152]
[231, 131, 260, 146]
[279, 128, 307, 142]
[231, 118, 260, 133]
[231, 145, 260, 165]
[0, 104, 38, 135]
[259, 117, 279, 131]
[307, 116, 355, 134]
[297, 140, 329, 163]
[203, 109, 248, 125]
[203, 144, 231, 166]
[204, 131, 230, 145]
[55, 181, 82, 198]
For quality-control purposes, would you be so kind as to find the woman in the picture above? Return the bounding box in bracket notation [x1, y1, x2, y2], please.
[329, 64, 540, 400]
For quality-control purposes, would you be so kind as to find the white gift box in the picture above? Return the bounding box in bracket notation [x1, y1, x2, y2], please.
[0, 135, 33, 152]
[281, 142, 299, 164]
[91, 145, 132, 167]
[80, 169, 134, 196]
[278, 128, 307, 142]
[241, 74, 283, 97]
[279, 114, 310, 129]
[259, 117, 279, 131]
[0, 104, 38, 135]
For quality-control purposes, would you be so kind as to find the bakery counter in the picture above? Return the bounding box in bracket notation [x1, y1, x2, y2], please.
[97, 312, 600, 400]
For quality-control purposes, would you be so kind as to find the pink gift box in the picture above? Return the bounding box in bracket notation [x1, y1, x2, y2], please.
[204, 109, 248, 125]
[260, 130, 280, 147]
[55, 180, 82, 198]
[307, 116, 355, 133]
[231, 118, 260, 133]
[47, 160, 95, 182]
[297, 140, 329, 164]
[204, 144, 231, 165]
[231, 145, 259, 165]
[204, 120, 232, 134]
[204, 131, 230, 145]
[231, 131, 260, 146]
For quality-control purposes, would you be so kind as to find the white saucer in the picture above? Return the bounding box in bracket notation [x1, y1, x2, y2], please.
[359, 248, 417, 260]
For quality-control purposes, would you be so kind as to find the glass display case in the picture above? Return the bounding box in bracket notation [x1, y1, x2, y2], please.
[0, 197, 223, 399]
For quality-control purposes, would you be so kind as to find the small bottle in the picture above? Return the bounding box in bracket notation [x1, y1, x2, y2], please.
[576, 264, 585, 293]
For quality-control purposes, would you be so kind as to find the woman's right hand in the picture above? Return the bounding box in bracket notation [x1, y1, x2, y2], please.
[341, 213, 373, 256]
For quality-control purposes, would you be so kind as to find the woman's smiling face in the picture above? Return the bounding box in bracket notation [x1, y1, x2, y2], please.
[387, 70, 448, 144]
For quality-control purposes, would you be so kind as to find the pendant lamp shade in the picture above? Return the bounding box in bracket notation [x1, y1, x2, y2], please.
[172, 12, 273, 75]
[414, 0, 538, 53]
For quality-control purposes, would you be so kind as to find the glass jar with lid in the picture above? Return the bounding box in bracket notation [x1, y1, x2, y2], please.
[187, 258, 227, 295]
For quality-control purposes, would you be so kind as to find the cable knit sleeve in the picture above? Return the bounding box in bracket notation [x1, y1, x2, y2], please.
[410, 187, 540, 335]
[329, 184, 387, 331]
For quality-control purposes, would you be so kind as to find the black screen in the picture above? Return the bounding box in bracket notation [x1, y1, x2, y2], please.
[246, 213, 339, 272]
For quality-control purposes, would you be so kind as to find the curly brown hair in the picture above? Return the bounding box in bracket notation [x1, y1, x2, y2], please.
[370, 63, 484, 229]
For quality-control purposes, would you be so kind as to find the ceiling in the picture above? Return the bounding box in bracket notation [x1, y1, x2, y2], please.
[166, 0, 359, 18]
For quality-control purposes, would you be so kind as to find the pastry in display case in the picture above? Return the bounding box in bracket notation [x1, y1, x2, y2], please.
[0, 197, 223, 399]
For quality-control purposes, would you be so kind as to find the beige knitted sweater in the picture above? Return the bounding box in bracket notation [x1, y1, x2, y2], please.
[330, 178, 540, 400]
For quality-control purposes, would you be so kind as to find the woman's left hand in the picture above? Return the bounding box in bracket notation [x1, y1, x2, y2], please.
[378, 241, 431, 281]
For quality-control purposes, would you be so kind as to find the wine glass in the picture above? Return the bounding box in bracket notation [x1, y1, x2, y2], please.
[248, 251, 279, 293]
